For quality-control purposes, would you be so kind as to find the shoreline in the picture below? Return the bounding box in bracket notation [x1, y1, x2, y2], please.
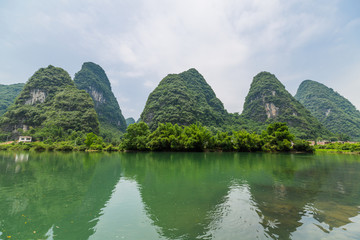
[315, 149, 360, 154]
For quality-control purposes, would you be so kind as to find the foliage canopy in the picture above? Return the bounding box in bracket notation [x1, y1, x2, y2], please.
[119, 121, 312, 153]
[0, 83, 25, 116]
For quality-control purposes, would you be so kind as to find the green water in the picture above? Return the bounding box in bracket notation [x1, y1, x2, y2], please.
[1, 152, 360, 240]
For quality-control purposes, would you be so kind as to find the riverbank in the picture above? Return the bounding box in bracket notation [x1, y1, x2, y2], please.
[315, 149, 360, 154]
[0, 141, 316, 153]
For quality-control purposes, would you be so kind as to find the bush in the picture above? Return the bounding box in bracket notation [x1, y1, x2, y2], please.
[120, 122, 150, 151]
[33, 143, 46, 152]
[22, 143, 32, 151]
[89, 144, 103, 151]
[104, 144, 118, 152]
[56, 144, 73, 151]
[293, 140, 314, 153]
[0, 144, 9, 151]
[47, 144, 56, 151]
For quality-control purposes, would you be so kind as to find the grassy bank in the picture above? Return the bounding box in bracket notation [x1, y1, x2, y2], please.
[315, 149, 360, 154]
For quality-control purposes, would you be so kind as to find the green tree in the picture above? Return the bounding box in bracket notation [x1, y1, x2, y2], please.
[180, 123, 213, 151]
[84, 132, 103, 148]
[262, 122, 294, 152]
[120, 122, 150, 151]
[214, 131, 233, 151]
[232, 130, 263, 152]
[147, 123, 183, 151]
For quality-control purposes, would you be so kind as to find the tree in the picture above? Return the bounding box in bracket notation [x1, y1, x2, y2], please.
[120, 122, 150, 151]
[147, 123, 183, 151]
[180, 123, 213, 151]
[214, 131, 233, 151]
[262, 122, 294, 152]
[84, 132, 103, 148]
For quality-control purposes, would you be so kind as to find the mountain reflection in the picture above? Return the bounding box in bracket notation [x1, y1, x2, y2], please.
[1, 152, 360, 240]
[120, 152, 360, 240]
[0, 152, 122, 240]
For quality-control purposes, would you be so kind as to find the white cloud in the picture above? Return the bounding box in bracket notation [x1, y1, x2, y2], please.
[0, 0, 359, 118]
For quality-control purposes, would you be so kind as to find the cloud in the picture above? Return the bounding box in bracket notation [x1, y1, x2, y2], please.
[0, 0, 359, 118]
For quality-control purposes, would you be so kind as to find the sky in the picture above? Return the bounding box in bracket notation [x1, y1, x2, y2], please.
[1, 0, 359, 119]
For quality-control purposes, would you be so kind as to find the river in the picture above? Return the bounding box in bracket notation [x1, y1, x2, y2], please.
[0, 151, 360, 239]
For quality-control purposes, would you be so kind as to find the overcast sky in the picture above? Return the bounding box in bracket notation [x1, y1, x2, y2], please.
[1, 0, 359, 119]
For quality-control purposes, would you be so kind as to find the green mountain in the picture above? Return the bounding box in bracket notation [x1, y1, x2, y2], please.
[74, 62, 127, 135]
[140, 68, 228, 130]
[295, 80, 360, 140]
[0, 83, 25, 116]
[0, 65, 99, 136]
[241, 72, 330, 139]
[126, 117, 135, 126]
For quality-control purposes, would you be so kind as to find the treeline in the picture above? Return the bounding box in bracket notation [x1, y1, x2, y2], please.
[0, 130, 115, 152]
[119, 122, 313, 152]
[0, 122, 314, 153]
[315, 142, 360, 152]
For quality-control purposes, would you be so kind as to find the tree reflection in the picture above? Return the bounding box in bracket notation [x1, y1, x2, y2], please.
[1, 152, 360, 240]
[0, 152, 122, 240]
[120, 152, 360, 240]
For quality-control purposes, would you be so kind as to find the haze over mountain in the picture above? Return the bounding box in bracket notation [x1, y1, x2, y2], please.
[126, 117, 135, 126]
[241, 72, 330, 139]
[0, 83, 25, 117]
[141, 68, 228, 130]
[74, 62, 127, 135]
[295, 80, 360, 140]
[0, 65, 99, 136]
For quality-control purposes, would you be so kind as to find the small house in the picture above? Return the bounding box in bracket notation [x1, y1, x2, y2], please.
[19, 136, 32, 143]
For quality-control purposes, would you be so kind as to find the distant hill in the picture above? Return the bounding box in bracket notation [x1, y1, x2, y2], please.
[241, 72, 330, 139]
[126, 117, 135, 126]
[0, 83, 25, 116]
[74, 62, 127, 137]
[140, 68, 228, 130]
[295, 80, 360, 140]
[0, 65, 99, 136]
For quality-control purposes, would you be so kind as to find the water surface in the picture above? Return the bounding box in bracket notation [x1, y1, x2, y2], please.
[0, 151, 360, 239]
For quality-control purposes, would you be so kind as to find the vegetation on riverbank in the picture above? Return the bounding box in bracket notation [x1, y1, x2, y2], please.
[0, 122, 314, 153]
[314, 142, 360, 153]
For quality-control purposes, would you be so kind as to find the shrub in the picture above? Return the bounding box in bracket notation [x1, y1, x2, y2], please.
[56, 144, 73, 151]
[33, 142, 46, 152]
[293, 140, 314, 153]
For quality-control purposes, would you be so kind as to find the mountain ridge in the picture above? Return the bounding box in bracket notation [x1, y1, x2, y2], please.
[74, 62, 127, 136]
[295, 80, 360, 140]
[0, 65, 99, 136]
[241, 72, 331, 139]
[0, 83, 25, 117]
[141, 68, 229, 130]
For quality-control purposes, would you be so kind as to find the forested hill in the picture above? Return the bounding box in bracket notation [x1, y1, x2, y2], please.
[74, 62, 127, 136]
[241, 72, 330, 139]
[0, 65, 99, 136]
[126, 117, 135, 126]
[295, 80, 360, 140]
[0, 83, 25, 116]
[140, 68, 229, 130]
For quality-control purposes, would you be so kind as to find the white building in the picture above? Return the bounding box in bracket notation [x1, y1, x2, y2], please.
[19, 136, 32, 143]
